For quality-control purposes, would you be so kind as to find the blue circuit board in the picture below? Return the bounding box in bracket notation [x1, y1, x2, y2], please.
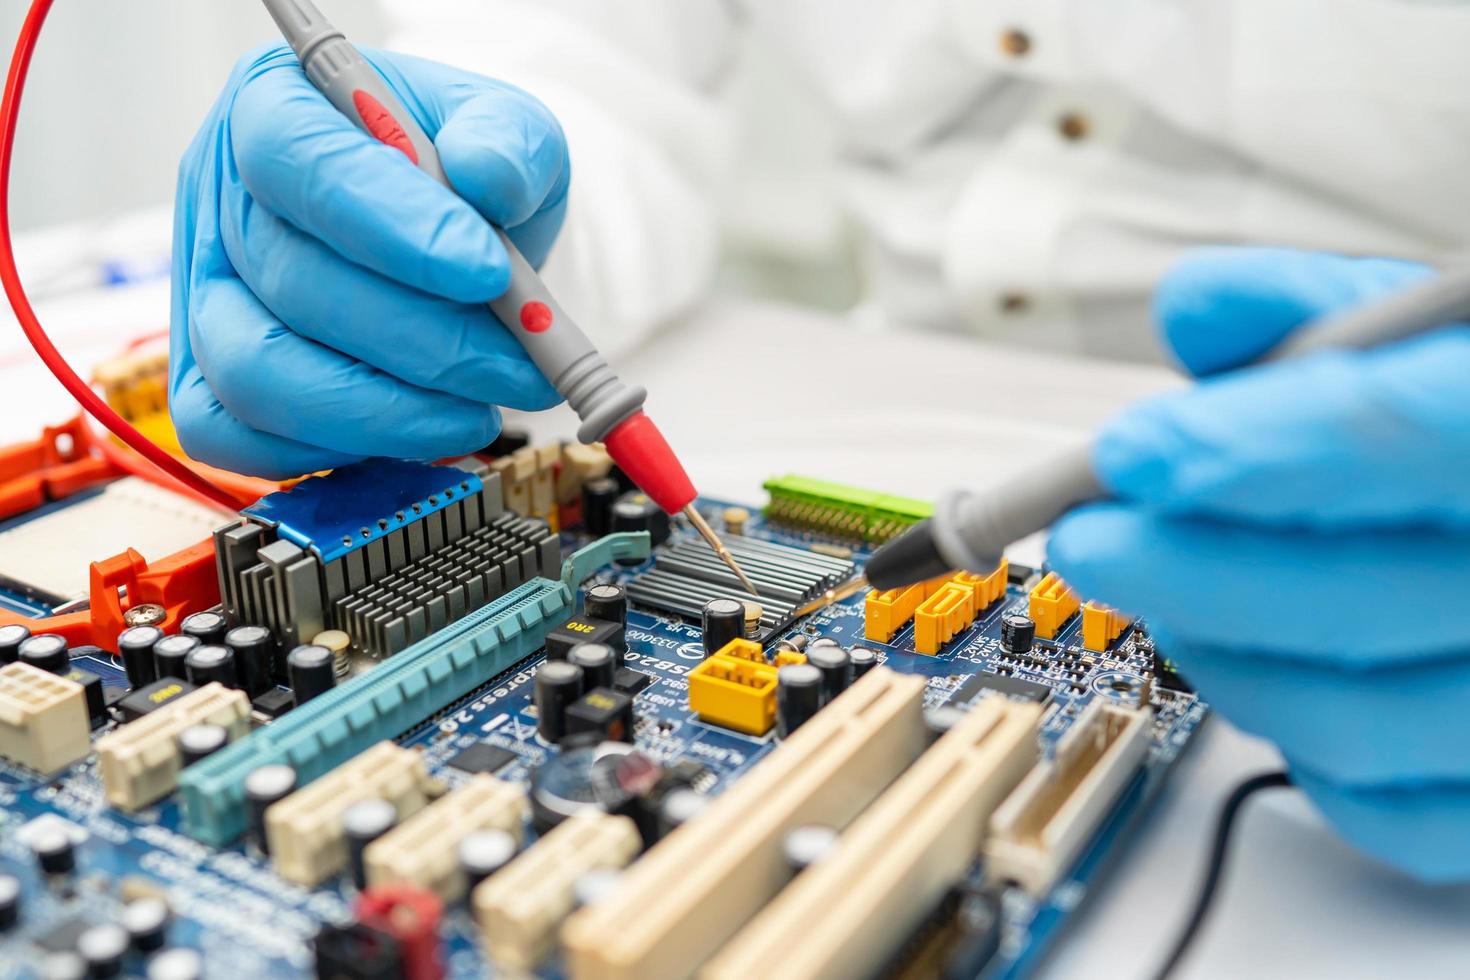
[0, 500, 1206, 979]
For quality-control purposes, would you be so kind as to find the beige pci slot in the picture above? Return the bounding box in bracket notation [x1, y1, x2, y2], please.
[562, 667, 930, 980]
[95, 682, 250, 810]
[365, 773, 527, 900]
[474, 809, 640, 973]
[985, 700, 1152, 895]
[267, 741, 434, 886]
[703, 695, 1044, 980]
[0, 662, 91, 773]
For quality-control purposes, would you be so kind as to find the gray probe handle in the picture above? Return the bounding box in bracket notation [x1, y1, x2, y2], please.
[261, 0, 645, 445]
[926, 265, 1470, 572]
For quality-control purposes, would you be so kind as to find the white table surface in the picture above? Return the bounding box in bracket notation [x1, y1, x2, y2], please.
[3, 275, 1468, 980]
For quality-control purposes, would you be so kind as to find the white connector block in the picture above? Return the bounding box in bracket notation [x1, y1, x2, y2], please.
[0, 662, 90, 773]
[95, 681, 250, 809]
[365, 773, 526, 900]
[985, 700, 1151, 895]
[474, 809, 640, 973]
[266, 741, 434, 886]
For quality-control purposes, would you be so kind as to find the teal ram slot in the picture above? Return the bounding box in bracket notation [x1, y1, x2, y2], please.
[178, 577, 572, 845]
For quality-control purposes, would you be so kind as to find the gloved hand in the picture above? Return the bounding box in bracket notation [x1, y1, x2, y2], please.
[171, 43, 568, 478]
[1048, 246, 1470, 882]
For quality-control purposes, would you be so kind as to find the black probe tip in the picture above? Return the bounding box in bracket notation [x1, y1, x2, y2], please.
[865, 519, 953, 590]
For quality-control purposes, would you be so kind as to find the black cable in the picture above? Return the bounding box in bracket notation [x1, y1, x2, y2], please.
[1150, 770, 1294, 980]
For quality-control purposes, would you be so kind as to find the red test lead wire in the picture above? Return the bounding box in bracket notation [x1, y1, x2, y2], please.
[0, 0, 249, 512]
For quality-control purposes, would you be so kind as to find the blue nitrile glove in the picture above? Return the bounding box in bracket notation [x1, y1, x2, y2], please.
[171, 43, 568, 478]
[1048, 246, 1470, 882]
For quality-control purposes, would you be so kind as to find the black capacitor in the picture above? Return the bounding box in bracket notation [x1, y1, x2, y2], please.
[926, 706, 966, 739]
[1001, 614, 1036, 656]
[32, 827, 74, 874]
[805, 645, 853, 703]
[0, 624, 30, 664]
[611, 493, 671, 556]
[848, 646, 878, 678]
[534, 660, 585, 743]
[75, 923, 128, 979]
[122, 897, 170, 953]
[286, 645, 335, 706]
[701, 598, 745, 658]
[224, 625, 276, 697]
[116, 625, 162, 688]
[0, 873, 18, 930]
[343, 797, 397, 890]
[569, 643, 617, 691]
[458, 829, 518, 892]
[39, 953, 86, 980]
[657, 788, 709, 838]
[184, 645, 237, 689]
[581, 476, 620, 537]
[176, 723, 229, 766]
[151, 635, 199, 682]
[583, 583, 627, 631]
[179, 611, 227, 646]
[244, 764, 298, 853]
[146, 949, 203, 980]
[783, 825, 838, 873]
[18, 634, 68, 675]
[777, 663, 823, 737]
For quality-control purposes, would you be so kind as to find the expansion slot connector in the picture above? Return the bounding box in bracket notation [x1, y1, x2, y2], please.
[266, 741, 434, 886]
[985, 701, 1152, 895]
[704, 696, 1043, 980]
[762, 475, 932, 545]
[178, 577, 573, 845]
[95, 682, 250, 810]
[0, 662, 90, 773]
[365, 773, 527, 900]
[562, 667, 930, 980]
[475, 810, 640, 973]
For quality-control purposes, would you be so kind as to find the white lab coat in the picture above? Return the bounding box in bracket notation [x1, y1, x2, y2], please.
[385, 0, 1470, 363]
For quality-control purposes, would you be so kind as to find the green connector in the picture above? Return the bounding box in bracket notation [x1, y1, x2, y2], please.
[177, 577, 573, 845]
[762, 475, 932, 545]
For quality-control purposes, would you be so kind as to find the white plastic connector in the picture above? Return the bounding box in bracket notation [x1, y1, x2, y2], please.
[0, 662, 90, 773]
[95, 681, 250, 809]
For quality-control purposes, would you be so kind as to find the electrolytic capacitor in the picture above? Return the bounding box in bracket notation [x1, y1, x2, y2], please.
[18, 634, 68, 675]
[38, 953, 86, 980]
[458, 829, 518, 892]
[244, 763, 298, 853]
[122, 897, 170, 953]
[777, 663, 823, 737]
[286, 645, 335, 706]
[583, 583, 627, 631]
[32, 827, 74, 875]
[569, 643, 617, 692]
[152, 635, 199, 681]
[926, 706, 967, 739]
[1001, 614, 1035, 656]
[0, 873, 19, 930]
[572, 868, 623, 909]
[783, 824, 839, 873]
[657, 788, 709, 838]
[146, 948, 203, 980]
[75, 923, 128, 979]
[116, 625, 163, 688]
[343, 798, 397, 890]
[807, 637, 841, 649]
[179, 611, 227, 646]
[611, 493, 671, 553]
[848, 646, 878, 679]
[805, 644, 853, 703]
[535, 660, 585, 743]
[581, 476, 620, 537]
[0, 624, 30, 664]
[176, 723, 229, 766]
[184, 645, 237, 689]
[701, 598, 744, 658]
[224, 625, 276, 696]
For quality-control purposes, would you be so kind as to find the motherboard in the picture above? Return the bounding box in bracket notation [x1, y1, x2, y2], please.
[0, 425, 1205, 980]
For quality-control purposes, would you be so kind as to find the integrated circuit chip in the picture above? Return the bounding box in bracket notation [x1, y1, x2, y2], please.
[446, 741, 518, 776]
[954, 671, 1052, 705]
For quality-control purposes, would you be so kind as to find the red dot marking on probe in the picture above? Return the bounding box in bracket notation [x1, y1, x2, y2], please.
[519, 301, 553, 333]
[352, 90, 419, 164]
